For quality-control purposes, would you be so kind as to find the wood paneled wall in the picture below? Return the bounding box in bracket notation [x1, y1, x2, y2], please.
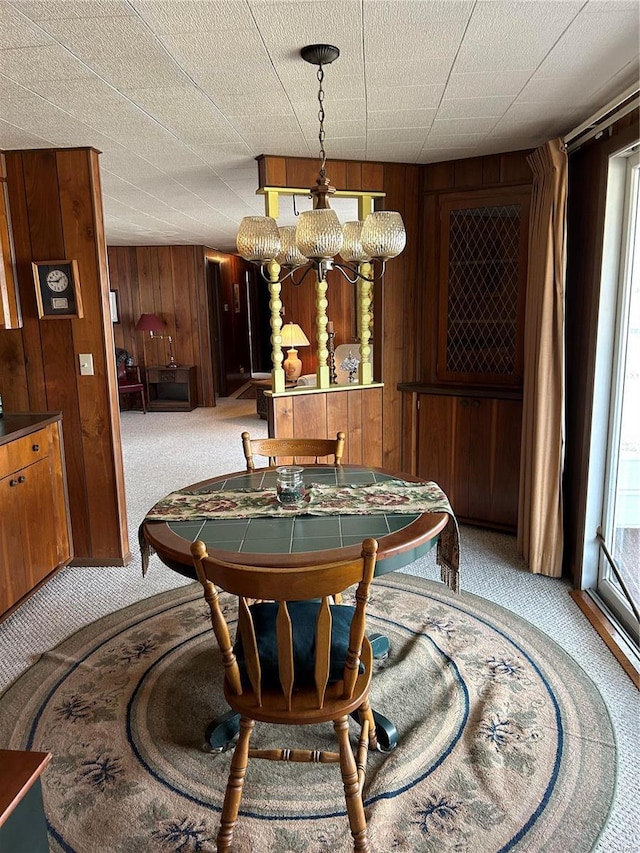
[564, 109, 639, 586]
[0, 148, 128, 565]
[108, 245, 212, 405]
[108, 245, 254, 405]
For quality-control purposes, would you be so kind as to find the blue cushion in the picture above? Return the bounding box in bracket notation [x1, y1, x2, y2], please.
[235, 601, 361, 688]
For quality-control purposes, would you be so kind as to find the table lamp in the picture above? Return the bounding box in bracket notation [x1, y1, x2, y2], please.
[281, 322, 310, 382]
[135, 313, 177, 367]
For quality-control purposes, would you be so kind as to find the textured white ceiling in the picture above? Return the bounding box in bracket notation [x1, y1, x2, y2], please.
[1, 0, 638, 250]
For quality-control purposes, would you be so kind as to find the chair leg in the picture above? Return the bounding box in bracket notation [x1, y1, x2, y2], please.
[333, 715, 370, 853]
[217, 716, 254, 852]
[140, 389, 147, 414]
[357, 695, 378, 752]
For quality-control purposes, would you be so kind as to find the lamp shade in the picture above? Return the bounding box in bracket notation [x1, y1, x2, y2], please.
[236, 216, 281, 262]
[361, 211, 407, 260]
[295, 208, 344, 260]
[281, 322, 310, 348]
[276, 226, 309, 267]
[340, 220, 371, 263]
[135, 313, 164, 333]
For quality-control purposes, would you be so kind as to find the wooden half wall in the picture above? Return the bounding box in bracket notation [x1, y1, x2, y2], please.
[268, 385, 384, 467]
[0, 148, 128, 565]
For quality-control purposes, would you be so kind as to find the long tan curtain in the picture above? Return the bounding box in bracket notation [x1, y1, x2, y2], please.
[518, 138, 567, 576]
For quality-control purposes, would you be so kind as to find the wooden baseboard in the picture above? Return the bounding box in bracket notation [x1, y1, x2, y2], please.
[570, 590, 640, 689]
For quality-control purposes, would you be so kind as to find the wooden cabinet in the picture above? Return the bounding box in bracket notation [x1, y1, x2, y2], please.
[400, 180, 532, 531]
[0, 750, 51, 853]
[437, 187, 530, 386]
[0, 414, 72, 618]
[400, 386, 522, 530]
[146, 365, 197, 411]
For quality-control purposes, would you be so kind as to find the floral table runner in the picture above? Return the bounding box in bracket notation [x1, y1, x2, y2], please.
[142, 479, 460, 591]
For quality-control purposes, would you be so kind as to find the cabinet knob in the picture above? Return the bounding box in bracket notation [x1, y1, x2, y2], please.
[9, 479, 18, 487]
[18, 475, 26, 483]
[32, 444, 40, 451]
[460, 398, 468, 407]
[472, 399, 480, 408]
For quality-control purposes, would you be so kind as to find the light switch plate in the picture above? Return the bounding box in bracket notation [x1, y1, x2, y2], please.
[79, 353, 94, 376]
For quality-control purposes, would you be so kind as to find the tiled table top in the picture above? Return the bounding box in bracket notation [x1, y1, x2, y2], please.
[146, 465, 445, 577]
[168, 466, 421, 560]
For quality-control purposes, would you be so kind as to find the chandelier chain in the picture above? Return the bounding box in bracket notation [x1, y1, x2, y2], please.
[317, 65, 327, 177]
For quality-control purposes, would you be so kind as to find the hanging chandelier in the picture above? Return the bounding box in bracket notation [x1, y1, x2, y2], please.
[236, 44, 407, 284]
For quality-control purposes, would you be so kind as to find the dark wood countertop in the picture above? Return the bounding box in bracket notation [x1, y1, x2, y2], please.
[0, 412, 63, 446]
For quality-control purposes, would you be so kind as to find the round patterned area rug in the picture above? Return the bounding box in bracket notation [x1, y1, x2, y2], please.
[0, 574, 615, 853]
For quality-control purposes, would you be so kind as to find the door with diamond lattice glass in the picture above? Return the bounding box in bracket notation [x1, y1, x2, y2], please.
[438, 190, 530, 385]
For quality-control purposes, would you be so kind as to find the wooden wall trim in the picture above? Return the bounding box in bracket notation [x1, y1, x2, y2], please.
[0, 154, 21, 330]
[258, 154, 385, 192]
[570, 591, 640, 688]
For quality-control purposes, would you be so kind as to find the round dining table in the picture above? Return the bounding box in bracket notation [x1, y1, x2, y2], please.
[142, 463, 449, 578]
[141, 463, 450, 752]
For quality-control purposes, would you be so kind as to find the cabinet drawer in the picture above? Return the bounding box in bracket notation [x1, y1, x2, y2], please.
[0, 426, 51, 479]
[147, 366, 191, 383]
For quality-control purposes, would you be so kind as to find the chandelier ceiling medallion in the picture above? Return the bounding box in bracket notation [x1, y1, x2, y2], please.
[236, 44, 407, 285]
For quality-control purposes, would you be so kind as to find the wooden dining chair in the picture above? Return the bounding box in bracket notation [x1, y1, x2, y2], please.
[241, 430, 346, 470]
[191, 537, 379, 853]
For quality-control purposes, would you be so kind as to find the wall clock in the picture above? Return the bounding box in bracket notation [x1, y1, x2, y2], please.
[32, 260, 83, 319]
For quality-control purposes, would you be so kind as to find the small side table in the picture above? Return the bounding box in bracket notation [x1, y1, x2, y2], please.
[146, 365, 197, 412]
[0, 750, 51, 853]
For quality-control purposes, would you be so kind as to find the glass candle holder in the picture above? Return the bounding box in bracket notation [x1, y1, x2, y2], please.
[276, 465, 306, 506]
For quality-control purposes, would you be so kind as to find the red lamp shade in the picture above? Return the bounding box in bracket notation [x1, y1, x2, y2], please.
[135, 313, 164, 333]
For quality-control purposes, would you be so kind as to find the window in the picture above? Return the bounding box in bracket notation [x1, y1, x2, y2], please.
[598, 151, 640, 639]
[587, 147, 640, 649]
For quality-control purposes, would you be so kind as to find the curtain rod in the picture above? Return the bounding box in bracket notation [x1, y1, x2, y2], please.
[564, 82, 639, 150]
